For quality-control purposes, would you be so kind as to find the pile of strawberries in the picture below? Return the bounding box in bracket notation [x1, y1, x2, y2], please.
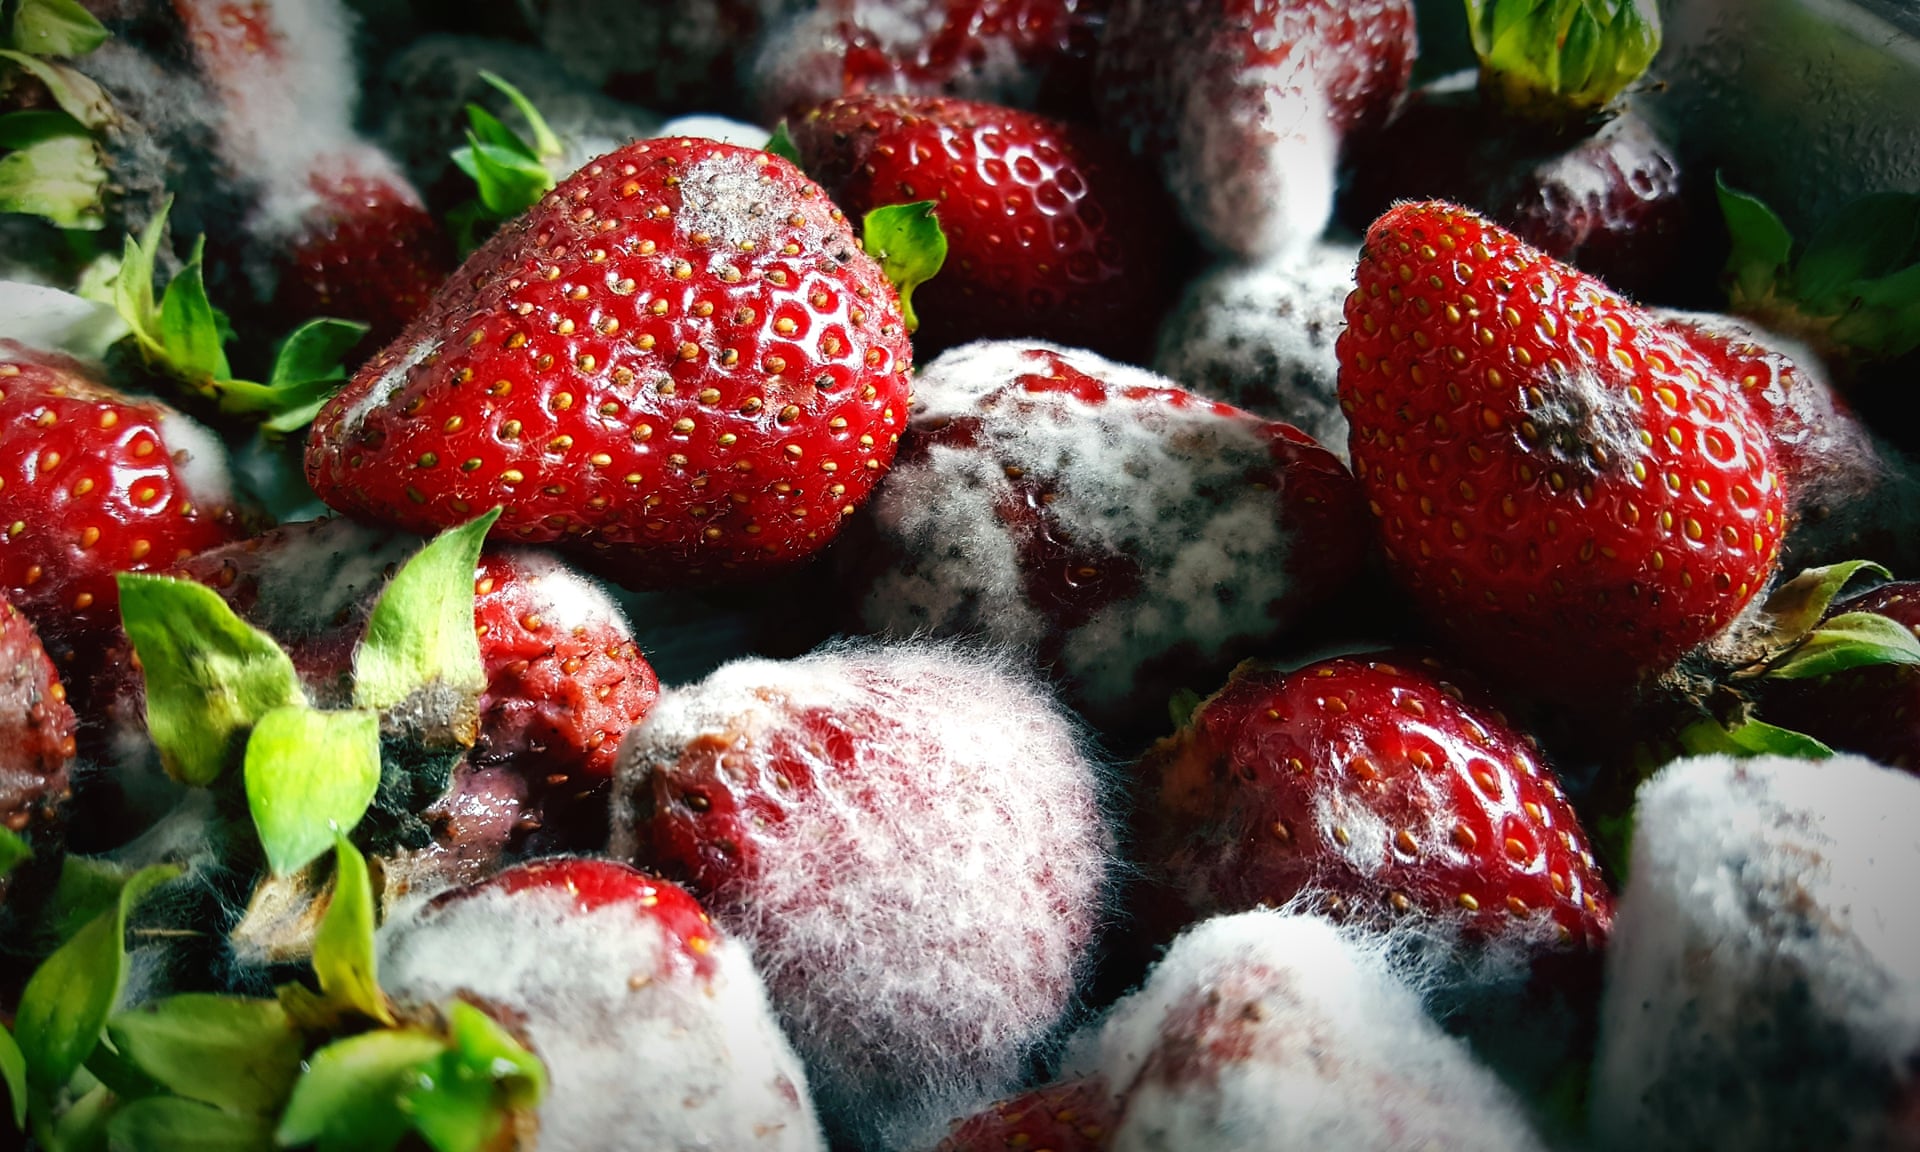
[4, 1, 1920, 1150]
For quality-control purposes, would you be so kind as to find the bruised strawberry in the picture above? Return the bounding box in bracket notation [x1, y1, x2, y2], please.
[934, 1078, 1115, 1152]
[1094, 0, 1417, 258]
[1, 596, 76, 909]
[381, 857, 828, 1151]
[1337, 202, 1786, 701]
[306, 138, 914, 585]
[748, 0, 1109, 122]
[857, 341, 1367, 729]
[790, 94, 1174, 360]
[0, 343, 244, 685]
[1136, 653, 1611, 960]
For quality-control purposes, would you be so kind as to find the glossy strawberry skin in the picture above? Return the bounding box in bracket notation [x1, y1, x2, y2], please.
[791, 94, 1175, 360]
[274, 165, 455, 346]
[1136, 654, 1612, 951]
[935, 1078, 1114, 1152]
[1761, 582, 1920, 773]
[307, 138, 915, 585]
[429, 857, 720, 980]
[0, 345, 244, 681]
[2, 596, 76, 908]
[1337, 202, 1786, 696]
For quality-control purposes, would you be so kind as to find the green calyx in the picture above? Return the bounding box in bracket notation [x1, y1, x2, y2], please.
[1467, 0, 1661, 120]
[1718, 175, 1920, 367]
[448, 70, 562, 255]
[0, 2, 114, 230]
[862, 201, 948, 334]
[104, 199, 370, 431]
[763, 120, 802, 168]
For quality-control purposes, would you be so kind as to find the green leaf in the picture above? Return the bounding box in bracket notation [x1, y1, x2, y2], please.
[1831, 255, 1920, 361]
[1765, 611, 1920, 681]
[46, 1077, 116, 1152]
[764, 121, 801, 168]
[862, 201, 947, 333]
[107, 997, 302, 1117]
[14, 864, 182, 1094]
[405, 1002, 545, 1152]
[157, 238, 232, 386]
[268, 317, 368, 389]
[274, 1029, 448, 1152]
[46, 856, 132, 945]
[244, 708, 381, 877]
[11, 0, 111, 58]
[462, 105, 531, 159]
[351, 509, 499, 723]
[2, 1022, 26, 1131]
[1167, 689, 1202, 730]
[476, 70, 560, 161]
[458, 136, 554, 218]
[1742, 559, 1890, 662]
[1717, 174, 1795, 310]
[0, 50, 112, 128]
[0, 826, 29, 882]
[1467, 0, 1661, 116]
[0, 108, 83, 148]
[113, 199, 170, 355]
[0, 129, 106, 229]
[308, 836, 392, 1025]
[107, 1096, 276, 1152]
[117, 574, 306, 787]
[1793, 192, 1920, 312]
[1677, 716, 1835, 760]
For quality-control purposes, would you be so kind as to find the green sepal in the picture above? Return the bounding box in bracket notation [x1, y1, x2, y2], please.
[0, 127, 106, 229]
[0, 826, 29, 882]
[1466, 0, 1661, 118]
[1764, 611, 1920, 681]
[44, 1076, 114, 1152]
[0, 49, 112, 128]
[10, 0, 111, 58]
[157, 237, 231, 388]
[105, 1096, 276, 1152]
[244, 708, 382, 877]
[211, 317, 368, 433]
[46, 856, 133, 946]
[2, 1022, 26, 1131]
[0, 108, 82, 148]
[106, 996, 301, 1118]
[13, 863, 182, 1095]
[404, 1002, 545, 1152]
[351, 509, 499, 737]
[1718, 174, 1794, 312]
[476, 70, 560, 161]
[307, 835, 393, 1026]
[1677, 715, 1835, 760]
[1736, 559, 1890, 668]
[112, 199, 170, 357]
[274, 1029, 449, 1152]
[764, 121, 802, 168]
[116, 573, 307, 787]
[447, 71, 559, 230]
[862, 201, 947, 334]
[1167, 688, 1202, 730]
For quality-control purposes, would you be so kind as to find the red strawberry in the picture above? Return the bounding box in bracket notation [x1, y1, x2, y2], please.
[857, 341, 1368, 729]
[1094, 0, 1416, 258]
[1759, 581, 1920, 773]
[171, 0, 451, 341]
[433, 857, 720, 975]
[790, 94, 1174, 360]
[748, 0, 1109, 122]
[1337, 202, 1786, 699]
[614, 641, 1112, 1149]
[306, 137, 914, 585]
[935, 1078, 1115, 1152]
[0, 342, 245, 684]
[1136, 653, 1612, 955]
[2, 595, 76, 908]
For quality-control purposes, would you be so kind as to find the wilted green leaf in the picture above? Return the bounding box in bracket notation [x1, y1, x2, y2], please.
[0, 129, 106, 229]
[308, 836, 392, 1025]
[11, 0, 111, 58]
[1765, 611, 1920, 681]
[352, 509, 499, 721]
[107, 996, 302, 1117]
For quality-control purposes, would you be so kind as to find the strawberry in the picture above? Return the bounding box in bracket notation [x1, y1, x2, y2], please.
[1337, 202, 1787, 700]
[1755, 581, 1920, 772]
[1136, 653, 1612, 956]
[1093, 0, 1417, 259]
[613, 640, 1112, 1150]
[1, 595, 76, 909]
[521, 0, 780, 111]
[380, 856, 828, 1151]
[934, 1078, 1115, 1152]
[789, 94, 1175, 360]
[170, 0, 452, 341]
[856, 341, 1368, 730]
[747, 0, 1109, 122]
[0, 342, 244, 685]
[306, 137, 914, 584]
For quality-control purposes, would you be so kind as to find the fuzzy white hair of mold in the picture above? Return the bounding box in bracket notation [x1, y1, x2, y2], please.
[1152, 243, 1357, 458]
[674, 150, 818, 260]
[341, 334, 439, 438]
[148, 405, 235, 508]
[611, 639, 1113, 1151]
[1590, 753, 1920, 1152]
[494, 549, 626, 635]
[0, 281, 130, 361]
[81, 41, 229, 241]
[1084, 910, 1546, 1152]
[656, 114, 775, 149]
[861, 341, 1301, 722]
[1168, 66, 1337, 261]
[379, 883, 826, 1152]
[230, 518, 419, 639]
[533, 0, 792, 95]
